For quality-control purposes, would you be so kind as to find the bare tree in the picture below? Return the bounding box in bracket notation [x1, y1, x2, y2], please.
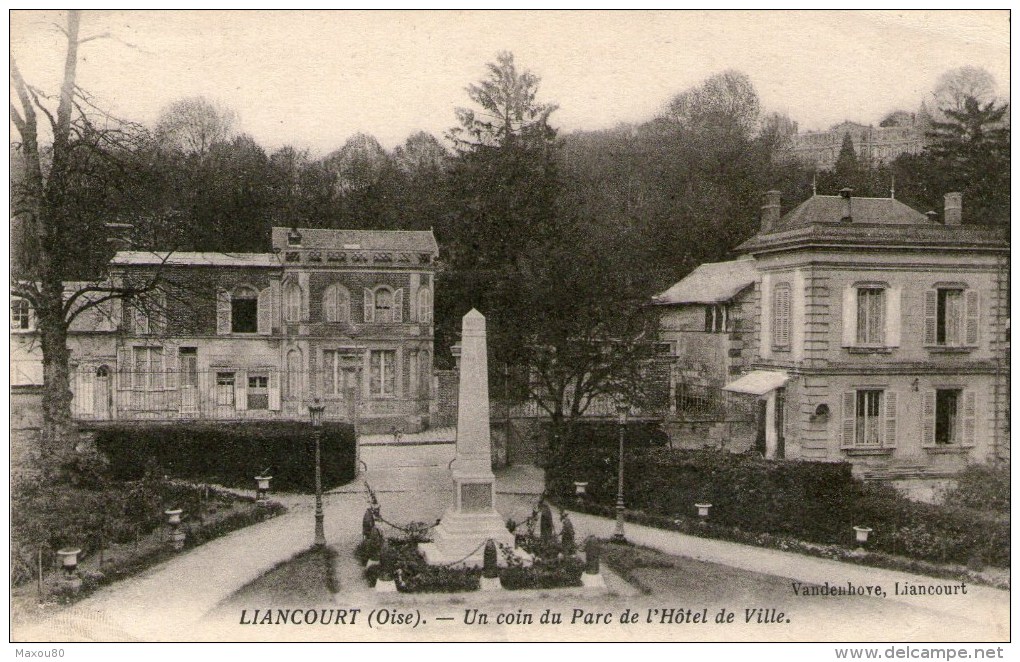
[154, 96, 237, 156]
[932, 66, 997, 115]
[10, 11, 173, 464]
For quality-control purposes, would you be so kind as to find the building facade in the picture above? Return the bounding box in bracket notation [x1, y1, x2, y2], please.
[654, 190, 1009, 492]
[11, 227, 440, 433]
[790, 112, 930, 170]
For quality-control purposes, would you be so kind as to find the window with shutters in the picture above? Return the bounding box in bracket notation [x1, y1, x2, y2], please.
[374, 287, 393, 321]
[855, 390, 883, 446]
[856, 288, 885, 345]
[772, 284, 791, 349]
[370, 349, 396, 397]
[418, 287, 432, 324]
[926, 287, 978, 348]
[841, 388, 897, 449]
[231, 286, 258, 333]
[322, 284, 350, 323]
[924, 388, 976, 447]
[133, 346, 165, 391]
[935, 389, 961, 445]
[284, 282, 302, 323]
[247, 374, 269, 410]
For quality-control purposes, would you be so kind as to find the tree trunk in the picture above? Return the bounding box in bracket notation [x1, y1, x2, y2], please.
[38, 279, 76, 466]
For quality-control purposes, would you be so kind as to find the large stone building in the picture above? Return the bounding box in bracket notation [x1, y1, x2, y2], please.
[790, 106, 932, 170]
[654, 190, 1009, 495]
[11, 227, 439, 434]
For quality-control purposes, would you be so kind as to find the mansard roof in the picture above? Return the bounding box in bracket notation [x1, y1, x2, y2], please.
[271, 227, 438, 254]
[737, 195, 1008, 254]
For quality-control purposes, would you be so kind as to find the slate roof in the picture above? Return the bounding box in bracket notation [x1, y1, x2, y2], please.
[110, 252, 281, 268]
[271, 227, 438, 254]
[651, 257, 757, 305]
[737, 195, 1008, 254]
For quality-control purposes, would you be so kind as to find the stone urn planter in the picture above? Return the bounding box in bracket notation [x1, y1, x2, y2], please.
[695, 503, 712, 519]
[165, 508, 183, 526]
[573, 481, 588, 495]
[57, 548, 81, 576]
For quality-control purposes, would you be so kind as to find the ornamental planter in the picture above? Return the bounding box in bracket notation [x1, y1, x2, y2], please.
[573, 482, 588, 495]
[254, 476, 272, 501]
[56, 548, 81, 576]
[695, 503, 712, 519]
[165, 509, 183, 526]
[853, 526, 873, 544]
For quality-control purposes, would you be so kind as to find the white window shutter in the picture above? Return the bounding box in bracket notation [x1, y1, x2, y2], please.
[118, 346, 132, 390]
[842, 286, 856, 347]
[257, 287, 272, 335]
[165, 346, 178, 390]
[393, 288, 404, 322]
[962, 390, 976, 446]
[841, 391, 855, 447]
[883, 391, 897, 447]
[964, 290, 979, 346]
[923, 290, 937, 345]
[268, 371, 281, 411]
[921, 390, 936, 446]
[216, 289, 231, 335]
[885, 287, 901, 347]
[364, 288, 374, 323]
[235, 370, 248, 411]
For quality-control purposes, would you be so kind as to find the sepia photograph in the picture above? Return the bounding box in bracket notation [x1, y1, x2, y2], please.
[7, 8, 1011, 654]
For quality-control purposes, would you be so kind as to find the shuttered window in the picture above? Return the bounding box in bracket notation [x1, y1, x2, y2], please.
[322, 284, 350, 323]
[856, 288, 885, 345]
[284, 282, 302, 323]
[925, 388, 977, 447]
[841, 388, 897, 448]
[926, 287, 978, 347]
[772, 283, 791, 349]
[418, 287, 432, 324]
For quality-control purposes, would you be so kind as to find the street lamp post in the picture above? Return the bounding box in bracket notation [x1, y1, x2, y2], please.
[309, 399, 327, 547]
[612, 401, 629, 543]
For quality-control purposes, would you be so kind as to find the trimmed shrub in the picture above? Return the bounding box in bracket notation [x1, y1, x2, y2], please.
[95, 422, 356, 493]
[548, 444, 1009, 568]
[942, 463, 1010, 514]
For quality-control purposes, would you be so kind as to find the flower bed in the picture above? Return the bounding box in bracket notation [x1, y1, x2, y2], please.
[354, 520, 584, 593]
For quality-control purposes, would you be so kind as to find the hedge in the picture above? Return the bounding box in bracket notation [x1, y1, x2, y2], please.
[547, 442, 1009, 568]
[95, 422, 356, 493]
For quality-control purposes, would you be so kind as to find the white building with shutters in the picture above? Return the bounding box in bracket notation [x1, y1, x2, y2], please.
[12, 227, 440, 434]
[717, 189, 1008, 493]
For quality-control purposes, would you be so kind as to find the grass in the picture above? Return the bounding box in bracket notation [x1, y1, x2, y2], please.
[215, 546, 339, 609]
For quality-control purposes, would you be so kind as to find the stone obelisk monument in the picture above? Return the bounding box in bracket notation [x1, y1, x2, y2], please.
[420, 309, 515, 566]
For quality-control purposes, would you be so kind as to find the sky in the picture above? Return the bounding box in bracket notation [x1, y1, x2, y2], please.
[9, 10, 1011, 154]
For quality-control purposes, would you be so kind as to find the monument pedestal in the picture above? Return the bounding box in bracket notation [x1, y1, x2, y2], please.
[419, 310, 520, 567]
[419, 475, 515, 566]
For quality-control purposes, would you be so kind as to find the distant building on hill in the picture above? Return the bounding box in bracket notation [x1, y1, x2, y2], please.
[791, 103, 933, 170]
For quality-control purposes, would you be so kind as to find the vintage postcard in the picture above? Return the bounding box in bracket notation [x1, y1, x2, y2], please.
[8, 9, 1010, 654]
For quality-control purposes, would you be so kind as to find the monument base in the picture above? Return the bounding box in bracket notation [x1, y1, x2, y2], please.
[419, 508, 516, 567]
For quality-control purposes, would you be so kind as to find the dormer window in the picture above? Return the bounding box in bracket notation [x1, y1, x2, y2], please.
[287, 228, 302, 247]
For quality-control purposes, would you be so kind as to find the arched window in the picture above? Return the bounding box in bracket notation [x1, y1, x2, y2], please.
[322, 284, 350, 323]
[417, 287, 432, 324]
[231, 286, 258, 333]
[284, 282, 302, 323]
[374, 287, 393, 321]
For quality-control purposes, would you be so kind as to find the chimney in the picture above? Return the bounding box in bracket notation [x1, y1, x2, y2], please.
[839, 188, 854, 222]
[761, 190, 781, 232]
[944, 192, 962, 226]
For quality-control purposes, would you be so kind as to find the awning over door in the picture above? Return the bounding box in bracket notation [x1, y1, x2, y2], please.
[722, 370, 790, 396]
